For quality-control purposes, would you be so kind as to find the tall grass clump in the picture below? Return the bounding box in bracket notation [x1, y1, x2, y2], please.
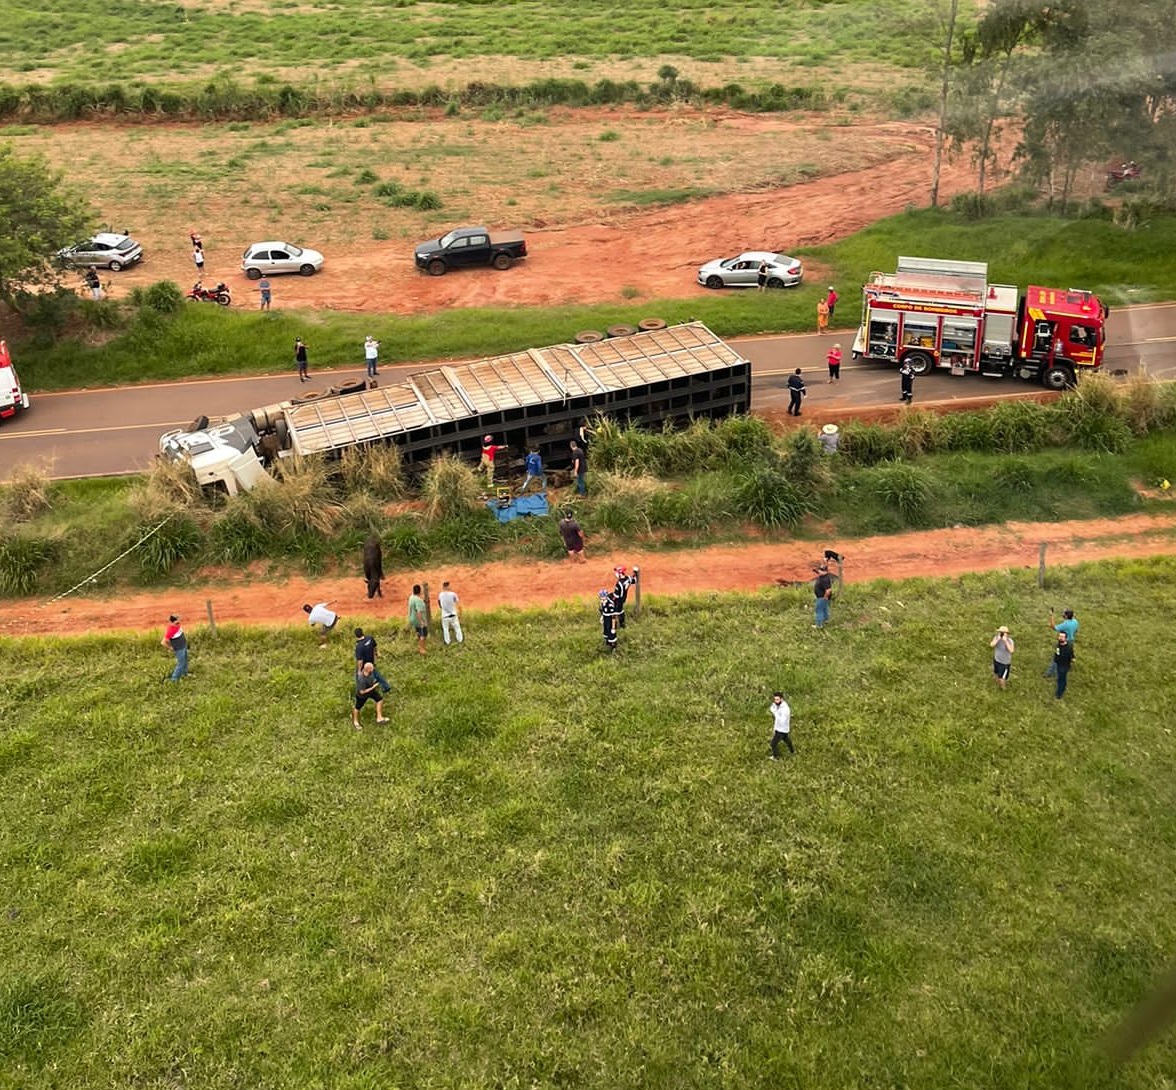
[207, 499, 274, 564]
[136, 456, 206, 510]
[986, 399, 1054, 452]
[1, 463, 55, 522]
[1120, 372, 1165, 436]
[893, 409, 946, 457]
[733, 465, 809, 528]
[425, 512, 501, 561]
[1056, 378, 1133, 453]
[780, 430, 829, 496]
[590, 472, 658, 534]
[648, 473, 736, 530]
[715, 414, 776, 463]
[339, 443, 406, 500]
[589, 417, 672, 476]
[421, 454, 483, 525]
[940, 410, 995, 452]
[0, 533, 60, 595]
[132, 513, 202, 576]
[248, 456, 345, 537]
[838, 422, 903, 465]
[863, 462, 937, 525]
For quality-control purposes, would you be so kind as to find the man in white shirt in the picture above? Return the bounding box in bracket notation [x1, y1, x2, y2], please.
[303, 601, 338, 647]
[364, 335, 380, 377]
[437, 581, 463, 645]
[768, 691, 794, 759]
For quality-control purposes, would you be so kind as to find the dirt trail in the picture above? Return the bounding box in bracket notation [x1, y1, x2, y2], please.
[5, 512, 1175, 638]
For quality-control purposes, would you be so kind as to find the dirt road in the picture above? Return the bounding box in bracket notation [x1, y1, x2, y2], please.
[5, 511, 1174, 638]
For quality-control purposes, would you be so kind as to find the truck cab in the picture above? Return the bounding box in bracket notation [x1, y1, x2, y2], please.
[159, 417, 270, 495]
[0, 340, 30, 421]
[1014, 287, 1106, 389]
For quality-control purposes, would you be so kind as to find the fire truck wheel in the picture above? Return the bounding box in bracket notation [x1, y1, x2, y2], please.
[1042, 365, 1074, 391]
[905, 351, 933, 376]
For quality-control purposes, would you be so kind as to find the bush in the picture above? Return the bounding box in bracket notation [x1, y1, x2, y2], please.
[1, 463, 55, 522]
[339, 444, 405, 500]
[421, 454, 482, 525]
[134, 513, 202, 576]
[139, 280, 185, 315]
[780, 430, 827, 494]
[426, 513, 500, 560]
[839, 422, 902, 465]
[894, 410, 945, 458]
[733, 465, 809, 528]
[986, 399, 1054, 452]
[208, 500, 273, 563]
[864, 463, 936, 525]
[0, 533, 59, 595]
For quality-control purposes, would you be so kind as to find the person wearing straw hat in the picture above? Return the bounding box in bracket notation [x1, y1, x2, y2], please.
[819, 423, 840, 453]
[990, 625, 1015, 690]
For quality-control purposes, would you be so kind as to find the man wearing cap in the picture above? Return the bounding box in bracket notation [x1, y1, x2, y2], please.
[990, 625, 1015, 690]
[364, 335, 380, 377]
[1045, 608, 1078, 678]
[612, 565, 633, 628]
[813, 564, 834, 628]
[599, 589, 619, 652]
[826, 343, 842, 383]
[161, 613, 189, 680]
[825, 286, 839, 321]
[819, 423, 840, 453]
[787, 368, 806, 416]
[480, 434, 499, 487]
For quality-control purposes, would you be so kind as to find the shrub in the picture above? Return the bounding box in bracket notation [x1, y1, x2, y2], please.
[2, 463, 55, 522]
[715, 414, 776, 462]
[838, 422, 902, 465]
[780, 430, 827, 494]
[421, 454, 482, 525]
[733, 465, 809, 528]
[134, 513, 202, 576]
[939, 410, 994, 452]
[208, 500, 272, 563]
[339, 444, 406, 500]
[591, 472, 658, 534]
[986, 399, 1054, 452]
[864, 463, 936, 525]
[266, 456, 346, 535]
[140, 280, 185, 314]
[426, 513, 500, 560]
[0, 533, 59, 595]
[894, 410, 945, 458]
[385, 519, 427, 563]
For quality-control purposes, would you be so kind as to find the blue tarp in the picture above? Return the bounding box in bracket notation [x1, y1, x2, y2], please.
[486, 491, 550, 523]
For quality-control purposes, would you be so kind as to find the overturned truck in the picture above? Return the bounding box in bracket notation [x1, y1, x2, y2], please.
[160, 322, 752, 493]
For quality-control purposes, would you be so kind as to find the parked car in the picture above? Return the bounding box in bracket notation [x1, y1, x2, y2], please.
[414, 226, 527, 276]
[697, 251, 803, 290]
[240, 241, 324, 279]
[57, 232, 144, 271]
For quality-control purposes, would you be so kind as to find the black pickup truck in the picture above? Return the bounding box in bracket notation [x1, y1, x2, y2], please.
[414, 226, 527, 276]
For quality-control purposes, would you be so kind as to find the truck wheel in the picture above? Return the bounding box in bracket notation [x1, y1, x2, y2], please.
[607, 324, 636, 338]
[905, 351, 933, 376]
[638, 317, 667, 332]
[1042, 365, 1074, 390]
[574, 330, 605, 344]
[705, 275, 724, 290]
[274, 417, 289, 447]
[427, 259, 447, 277]
[246, 268, 262, 281]
[492, 252, 514, 271]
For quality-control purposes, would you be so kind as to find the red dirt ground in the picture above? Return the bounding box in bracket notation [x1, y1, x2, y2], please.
[5, 512, 1175, 638]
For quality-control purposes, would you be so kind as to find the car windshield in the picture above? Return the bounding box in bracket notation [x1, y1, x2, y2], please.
[116, 238, 136, 252]
[284, 244, 304, 257]
[438, 231, 459, 248]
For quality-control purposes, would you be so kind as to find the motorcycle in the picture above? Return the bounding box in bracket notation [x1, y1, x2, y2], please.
[187, 280, 231, 306]
[1106, 161, 1142, 189]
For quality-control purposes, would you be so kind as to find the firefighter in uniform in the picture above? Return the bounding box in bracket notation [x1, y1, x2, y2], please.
[599, 589, 619, 652]
[612, 565, 633, 628]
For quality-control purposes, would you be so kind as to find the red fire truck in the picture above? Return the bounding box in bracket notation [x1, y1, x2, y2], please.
[0, 339, 30, 421]
[850, 256, 1106, 389]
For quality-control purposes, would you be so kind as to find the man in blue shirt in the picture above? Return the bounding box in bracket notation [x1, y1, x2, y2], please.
[519, 446, 545, 493]
[1045, 608, 1078, 677]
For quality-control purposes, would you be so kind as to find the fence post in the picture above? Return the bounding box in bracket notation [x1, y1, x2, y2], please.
[632, 567, 641, 619]
[1038, 543, 1047, 589]
[423, 580, 432, 630]
[205, 599, 217, 637]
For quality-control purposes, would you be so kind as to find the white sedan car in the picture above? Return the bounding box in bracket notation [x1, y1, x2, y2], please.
[697, 251, 803, 290]
[241, 241, 324, 279]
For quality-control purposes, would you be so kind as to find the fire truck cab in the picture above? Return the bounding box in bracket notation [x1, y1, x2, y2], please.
[0, 339, 30, 421]
[851, 256, 1105, 390]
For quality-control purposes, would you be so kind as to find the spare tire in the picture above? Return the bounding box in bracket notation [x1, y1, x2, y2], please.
[575, 330, 605, 344]
[638, 317, 668, 332]
[607, 324, 636, 338]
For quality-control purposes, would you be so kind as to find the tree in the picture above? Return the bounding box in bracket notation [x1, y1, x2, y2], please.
[0, 144, 91, 306]
[929, 0, 963, 208]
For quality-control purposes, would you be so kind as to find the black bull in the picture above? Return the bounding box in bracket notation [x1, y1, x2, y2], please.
[362, 537, 384, 599]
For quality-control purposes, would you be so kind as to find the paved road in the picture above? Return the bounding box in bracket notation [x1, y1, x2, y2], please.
[3, 303, 1175, 480]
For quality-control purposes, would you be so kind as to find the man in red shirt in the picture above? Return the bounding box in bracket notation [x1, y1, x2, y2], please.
[825, 286, 839, 322]
[480, 434, 499, 487]
[161, 613, 189, 680]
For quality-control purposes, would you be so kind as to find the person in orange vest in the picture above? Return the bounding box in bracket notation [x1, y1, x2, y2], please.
[826, 343, 842, 383]
[816, 296, 829, 334]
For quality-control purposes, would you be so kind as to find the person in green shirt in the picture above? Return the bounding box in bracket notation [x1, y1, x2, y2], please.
[407, 584, 428, 656]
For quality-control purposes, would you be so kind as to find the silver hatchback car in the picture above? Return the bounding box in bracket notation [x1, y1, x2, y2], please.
[697, 250, 803, 289]
[57, 232, 144, 271]
[241, 241, 325, 279]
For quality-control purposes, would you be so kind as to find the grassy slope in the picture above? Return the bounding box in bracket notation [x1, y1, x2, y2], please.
[16, 208, 1176, 392]
[2, 561, 1175, 1088]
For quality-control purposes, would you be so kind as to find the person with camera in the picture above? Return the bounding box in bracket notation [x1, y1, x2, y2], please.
[989, 625, 1015, 690]
[813, 563, 834, 629]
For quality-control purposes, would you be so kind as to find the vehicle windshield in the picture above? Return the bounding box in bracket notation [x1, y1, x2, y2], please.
[116, 238, 137, 252]
[438, 231, 459, 248]
[284, 244, 304, 256]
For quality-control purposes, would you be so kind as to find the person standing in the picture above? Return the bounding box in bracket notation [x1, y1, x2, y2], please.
[826, 343, 842, 383]
[258, 276, 272, 310]
[756, 258, 769, 292]
[899, 359, 914, 404]
[161, 613, 189, 681]
[364, 335, 380, 377]
[825, 285, 838, 322]
[813, 563, 833, 628]
[303, 601, 337, 647]
[407, 584, 428, 655]
[353, 627, 391, 693]
[437, 580, 464, 645]
[990, 625, 1015, 690]
[352, 662, 390, 730]
[193, 245, 205, 274]
[577, 419, 593, 453]
[768, 691, 795, 759]
[559, 509, 587, 563]
[612, 565, 633, 628]
[84, 267, 103, 301]
[519, 446, 545, 493]
[480, 434, 499, 488]
[819, 423, 840, 453]
[1044, 608, 1078, 677]
[816, 296, 829, 334]
[570, 440, 587, 495]
[599, 589, 619, 652]
[1051, 631, 1074, 698]
[189, 230, 203, 253]
[362, 535, 384, 599]
[787, 368, 806, 416]
[295, 337, 309, 383]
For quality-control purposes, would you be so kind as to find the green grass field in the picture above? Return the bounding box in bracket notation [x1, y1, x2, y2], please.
[2, 561, 1175, 1088]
